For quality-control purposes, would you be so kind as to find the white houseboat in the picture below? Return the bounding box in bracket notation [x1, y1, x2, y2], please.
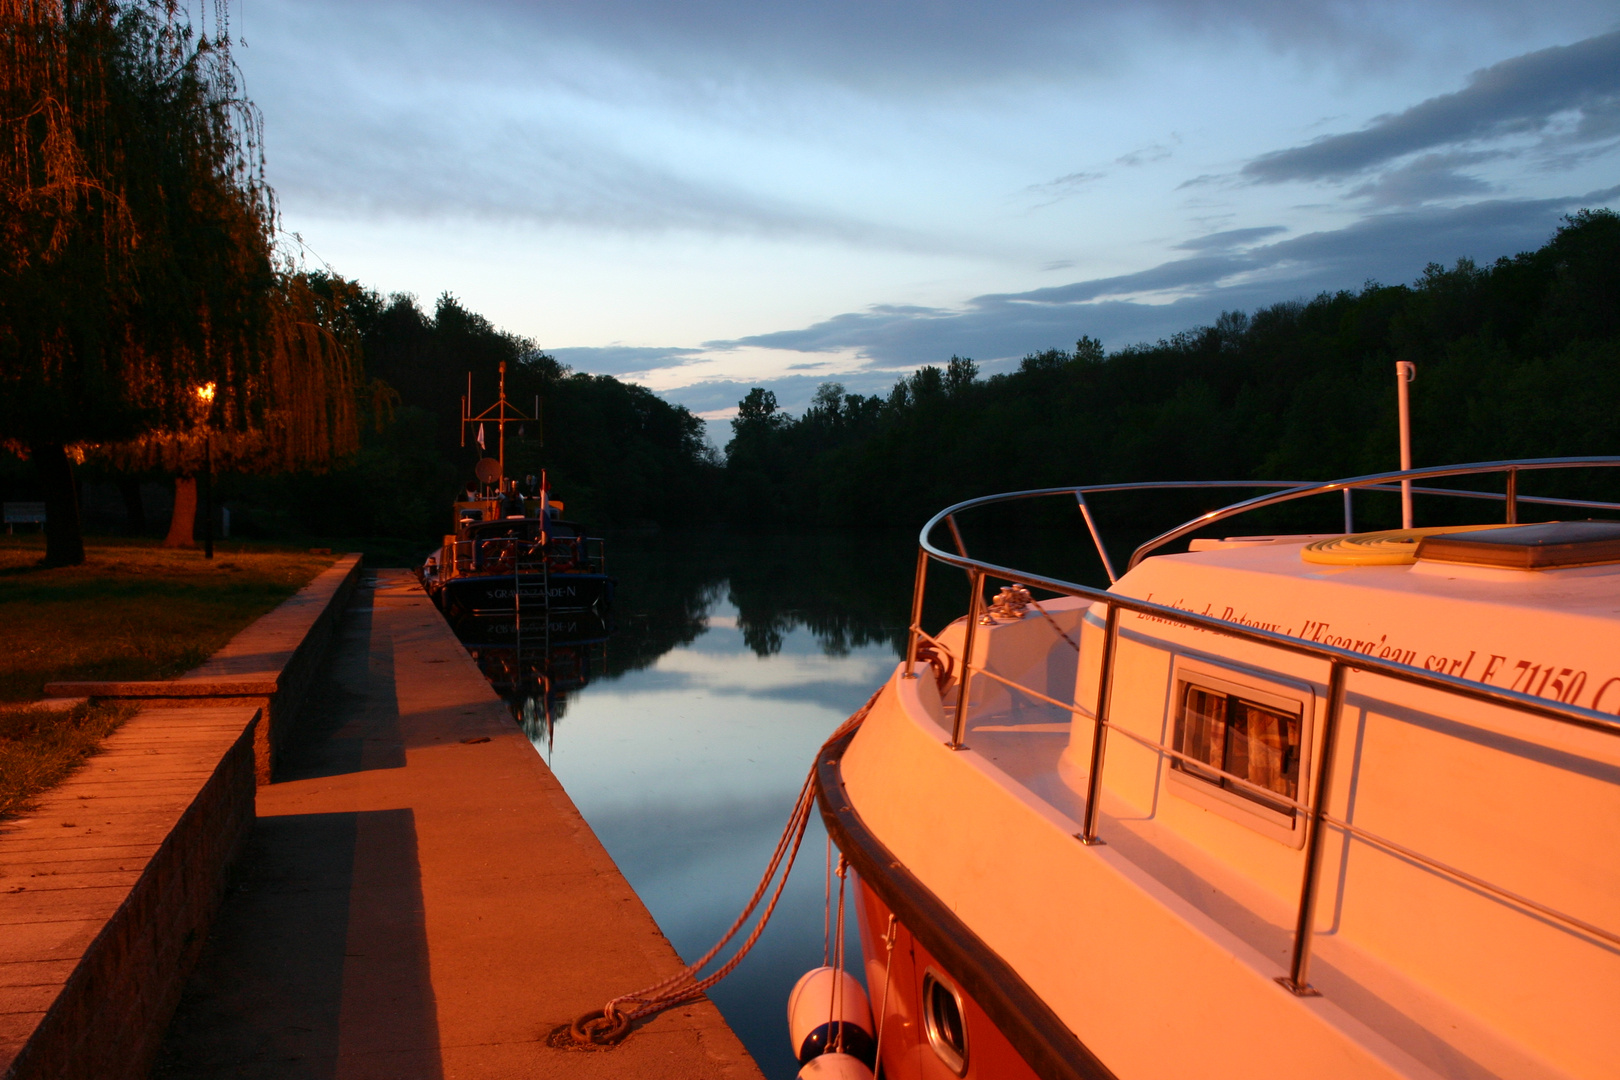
[809, 459, 1620, 1080]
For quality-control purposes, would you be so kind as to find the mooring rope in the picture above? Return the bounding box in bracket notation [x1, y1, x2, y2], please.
[1029, 596, 1081, 652]
[830, 854, 850, 1055]
[562, 687, 883, 1048]
[823, 833, 833, 967]
[872, 913, 898, 1068]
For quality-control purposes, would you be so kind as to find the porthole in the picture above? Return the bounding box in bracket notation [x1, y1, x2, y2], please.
[922, 969, 968, 1076]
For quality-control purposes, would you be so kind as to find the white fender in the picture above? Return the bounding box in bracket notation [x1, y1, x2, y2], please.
[788, 966, 876, 1067]
[798, 1051, 875, 1080]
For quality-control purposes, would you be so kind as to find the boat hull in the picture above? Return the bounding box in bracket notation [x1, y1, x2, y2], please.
[816, 724, 1110, 1080]
[437, 571, 613, 618]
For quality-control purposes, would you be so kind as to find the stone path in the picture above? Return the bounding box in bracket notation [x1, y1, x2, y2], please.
[153, 570, 763, 1080]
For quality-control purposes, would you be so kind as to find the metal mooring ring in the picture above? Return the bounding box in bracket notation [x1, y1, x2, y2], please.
[569, 1008, 632, 1047]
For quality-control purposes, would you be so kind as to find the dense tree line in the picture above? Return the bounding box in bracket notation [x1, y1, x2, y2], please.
[723, 210, 1620, 537]
[225, 290, 715, 542]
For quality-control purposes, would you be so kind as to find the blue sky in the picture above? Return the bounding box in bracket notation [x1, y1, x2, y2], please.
[233, 1, 1620, 437]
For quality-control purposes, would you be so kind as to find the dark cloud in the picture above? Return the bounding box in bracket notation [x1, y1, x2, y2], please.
[1176, 226, 1289, 250]
[550, 345, 702, 376]
[1345, 151, 1498, 206]
[354, 0, 1612, 89]
[1243, 30, 1620, 183]
[637, 188, 1616, 441]
[1572, 98, 1620, 141]
[244, 1, 1617, 245]
[269, 105, 946, 246]
[707, 191, 1614, 368]
[1025, 171, 1107, 208]
[1117, 142, 1176, 167]
[972, 254, 1243, 305]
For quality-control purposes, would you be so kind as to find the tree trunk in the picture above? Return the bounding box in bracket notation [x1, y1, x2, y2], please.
[165, 476, 198, 548]
[118, 476, 146, 536]
[31, 442, 85, 566]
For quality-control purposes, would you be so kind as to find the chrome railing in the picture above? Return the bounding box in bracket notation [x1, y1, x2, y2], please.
[901, 458, 1620, 995]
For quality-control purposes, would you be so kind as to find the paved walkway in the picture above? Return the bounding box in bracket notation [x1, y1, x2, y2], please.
[154, 571, 763, 1080]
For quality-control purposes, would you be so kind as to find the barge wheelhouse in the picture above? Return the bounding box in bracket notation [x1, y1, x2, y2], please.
[424, 496, 612, 619]
[813, 459, 1620, 1080]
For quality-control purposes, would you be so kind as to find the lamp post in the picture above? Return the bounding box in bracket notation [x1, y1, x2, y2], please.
[197, 383, 215, 559]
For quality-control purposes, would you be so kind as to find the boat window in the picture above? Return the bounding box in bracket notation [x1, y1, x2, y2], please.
[1174, 682, 1301, 816]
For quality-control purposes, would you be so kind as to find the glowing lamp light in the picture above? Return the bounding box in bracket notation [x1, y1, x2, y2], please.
[195, 382, 216, 404]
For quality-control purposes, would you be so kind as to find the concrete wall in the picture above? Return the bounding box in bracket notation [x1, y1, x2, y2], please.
[0, 708, 259, 1080]
[46, 554, 363, 783]
[4, 553, 365, 1078]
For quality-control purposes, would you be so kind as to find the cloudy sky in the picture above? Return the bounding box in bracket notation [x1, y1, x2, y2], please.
[231, 1, 1620, 435]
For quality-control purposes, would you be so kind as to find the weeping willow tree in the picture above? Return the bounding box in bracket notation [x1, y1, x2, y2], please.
[92, 270, 369, 546]
[0, 0, 359, 563]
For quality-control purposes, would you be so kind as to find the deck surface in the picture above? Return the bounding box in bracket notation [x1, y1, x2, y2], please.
[154, 570, 763, 1080]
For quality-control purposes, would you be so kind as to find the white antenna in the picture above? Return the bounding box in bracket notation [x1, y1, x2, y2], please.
[1397, 362, 1416, 528]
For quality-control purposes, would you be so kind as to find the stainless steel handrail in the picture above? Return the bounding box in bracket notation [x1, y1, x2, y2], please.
[1125, 457, 1620, 569]
[903, 458, 1620, 995]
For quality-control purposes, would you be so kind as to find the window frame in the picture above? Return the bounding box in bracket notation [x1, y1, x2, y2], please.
[1165, 657, 1316, 847]
[921, 968, 970, 1076]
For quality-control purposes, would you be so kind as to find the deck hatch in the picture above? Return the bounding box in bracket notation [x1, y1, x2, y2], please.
[1415, 520, 1620, 570]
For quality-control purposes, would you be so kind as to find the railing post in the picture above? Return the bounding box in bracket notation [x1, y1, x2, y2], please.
[1075, 492, 1118, 584]
[1279, 661, 1348, 996]
[904, 547, 928, 679]
[1079, 602, 1120, 844]
[944, 513, 975, 586]
[1396, 361, 1416, 529]
[1342, 488, 1354, 534]
[949, 569, 985, 749]
[1506, 467, 1519, 525]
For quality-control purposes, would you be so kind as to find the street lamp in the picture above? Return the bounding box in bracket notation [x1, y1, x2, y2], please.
[196, 383, 215, 559]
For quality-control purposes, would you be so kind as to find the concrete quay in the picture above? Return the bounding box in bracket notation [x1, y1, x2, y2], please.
[47, 554, 364, 783]
[0, 706, 260, 1080]
[154, 569, 764, 1079]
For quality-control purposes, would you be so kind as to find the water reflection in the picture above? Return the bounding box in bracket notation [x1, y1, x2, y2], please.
[444, 533, 926, 1078]
[455, 611, 613, 760]
[452, 530, 1113, 1077]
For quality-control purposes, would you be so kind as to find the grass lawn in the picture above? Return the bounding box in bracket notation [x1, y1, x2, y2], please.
[0, 536, 338, 817]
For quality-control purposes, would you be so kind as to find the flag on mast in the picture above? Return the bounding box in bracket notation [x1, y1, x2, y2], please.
[476, 423, 486, 451]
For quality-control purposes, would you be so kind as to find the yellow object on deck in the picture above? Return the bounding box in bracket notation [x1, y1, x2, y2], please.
[1302, 523, 1504, 565]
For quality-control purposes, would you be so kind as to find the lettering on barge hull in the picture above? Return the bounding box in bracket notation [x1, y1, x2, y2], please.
[1138, 592, 1617, 714]
[485, 585, 580, 600]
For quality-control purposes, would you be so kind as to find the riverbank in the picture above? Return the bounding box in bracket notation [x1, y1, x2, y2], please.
[0, 538, 336, 819]
[0, 538, 337, 703]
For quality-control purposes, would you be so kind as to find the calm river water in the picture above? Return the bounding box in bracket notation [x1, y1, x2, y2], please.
[445, 493, 1343, 1074]
[453, 532, 928, 1079]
